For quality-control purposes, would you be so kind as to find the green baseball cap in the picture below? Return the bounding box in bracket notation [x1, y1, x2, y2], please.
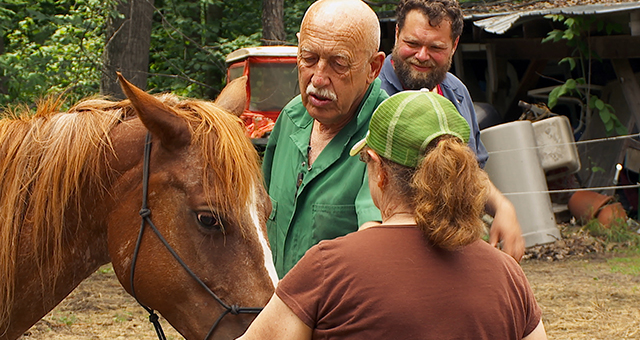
[350, 89, 470, 167]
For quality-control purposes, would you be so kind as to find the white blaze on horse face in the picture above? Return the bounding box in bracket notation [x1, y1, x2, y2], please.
[250, 185, 279, 287]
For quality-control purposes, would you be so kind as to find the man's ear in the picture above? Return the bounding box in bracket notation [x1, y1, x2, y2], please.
[367, 51, 386, 83]
[452, 36, 460, 54]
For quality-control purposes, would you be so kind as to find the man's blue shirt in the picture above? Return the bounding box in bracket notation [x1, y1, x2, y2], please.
[378, 55, 488, 167]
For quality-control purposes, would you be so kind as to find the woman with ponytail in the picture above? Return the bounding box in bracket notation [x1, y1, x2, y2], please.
[239, 90, 547, 340]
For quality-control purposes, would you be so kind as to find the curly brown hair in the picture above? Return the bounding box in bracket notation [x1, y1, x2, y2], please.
[412, 135, 489, 249]
[373, 135, 488, 250]
[396, 0, 464, 41]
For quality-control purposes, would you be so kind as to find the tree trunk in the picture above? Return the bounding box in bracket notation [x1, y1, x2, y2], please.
[262, 0, 285, 46]
[101, 0, 155, 99]
[0, 30, 6, 95]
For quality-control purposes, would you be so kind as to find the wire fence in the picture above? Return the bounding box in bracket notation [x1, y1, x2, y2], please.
[486, 132, 640, 156]
[485, 131, 640, 197]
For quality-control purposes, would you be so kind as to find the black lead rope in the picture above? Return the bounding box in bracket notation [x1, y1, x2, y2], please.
[130, 132, 167, 340]
[129, 132, 263, 340]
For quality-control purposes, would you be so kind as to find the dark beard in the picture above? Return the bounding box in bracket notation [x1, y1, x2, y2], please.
[391, 47, 451, 91]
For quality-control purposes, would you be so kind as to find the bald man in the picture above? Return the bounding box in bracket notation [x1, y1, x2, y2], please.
[261, 0, 386, 278]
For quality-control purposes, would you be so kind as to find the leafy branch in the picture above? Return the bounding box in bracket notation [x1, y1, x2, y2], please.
[542, 14, 627, 136]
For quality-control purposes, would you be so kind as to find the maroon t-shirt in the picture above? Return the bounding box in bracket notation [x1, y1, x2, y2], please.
[277, 226, 541, 339]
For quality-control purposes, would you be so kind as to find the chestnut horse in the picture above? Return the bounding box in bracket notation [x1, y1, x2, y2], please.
[0, 74, 277, 340]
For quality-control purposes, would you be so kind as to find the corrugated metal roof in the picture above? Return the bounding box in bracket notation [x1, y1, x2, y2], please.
[468, 2, 640, 34]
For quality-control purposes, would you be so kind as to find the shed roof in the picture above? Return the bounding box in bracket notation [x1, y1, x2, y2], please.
[378, 1, 640, 35]
[468, 1, 640, 34]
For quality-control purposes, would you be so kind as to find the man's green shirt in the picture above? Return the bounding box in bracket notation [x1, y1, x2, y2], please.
[262, 79, 388, 278]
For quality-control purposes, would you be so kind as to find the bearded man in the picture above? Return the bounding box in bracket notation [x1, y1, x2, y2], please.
[379, 0, 526, 261]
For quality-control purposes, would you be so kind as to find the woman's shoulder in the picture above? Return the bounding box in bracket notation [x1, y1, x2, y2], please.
[318, 226, 421, 251]
[463, 240, 527, 277]
[312, 226, 428, 272]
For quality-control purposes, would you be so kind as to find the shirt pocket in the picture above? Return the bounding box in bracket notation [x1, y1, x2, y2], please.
[267, 197, 279, 248]
[268, 197, 278, 221]
[311, 203, 358, 243]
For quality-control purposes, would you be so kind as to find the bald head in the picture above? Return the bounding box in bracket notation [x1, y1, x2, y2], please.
[301, 0, 380, 57]
[296, 0, 385, 127]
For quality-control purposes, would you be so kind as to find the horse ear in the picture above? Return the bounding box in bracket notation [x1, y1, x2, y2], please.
[117, 72, 191, 150]
[214, 76, 248, 117]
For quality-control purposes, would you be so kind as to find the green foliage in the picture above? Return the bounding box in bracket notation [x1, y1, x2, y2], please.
[0, 0, 315, 104]
[584, 217, 640, 245]
[98, 265, 114, 274]
[590, 94, 627, 135]
[0, 0, 114, 108]
[146, 0, 317, 98]
[542, 14, 626, 136]
[54, 312, 78, 326]
[584, 156, 606, 174]
[283, 0, 313, 42]
[147, 0, 264, 99]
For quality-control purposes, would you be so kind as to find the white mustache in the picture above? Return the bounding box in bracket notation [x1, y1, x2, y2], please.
[306, 83, 337, 101]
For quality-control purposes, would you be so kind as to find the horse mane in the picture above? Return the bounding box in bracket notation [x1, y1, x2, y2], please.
[170, 98, 263, 234]
[0, 93, 262, 329]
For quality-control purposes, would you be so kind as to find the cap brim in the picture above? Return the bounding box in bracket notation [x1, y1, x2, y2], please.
[349, 136, 368, 157]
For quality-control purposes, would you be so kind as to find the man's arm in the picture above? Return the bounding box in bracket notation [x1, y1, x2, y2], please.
[485, 180, 525, 262]
[237, 293, 312, 340]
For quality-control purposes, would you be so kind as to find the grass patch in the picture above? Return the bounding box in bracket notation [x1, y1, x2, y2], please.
[98, 264, 114, 274]
[114, 311, 133, 322]
[583, 217, 640, 245]
[607, 256, 640, 276]
[55, 313, 77, 326]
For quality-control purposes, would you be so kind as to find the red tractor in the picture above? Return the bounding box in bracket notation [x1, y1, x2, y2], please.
[226, 46, 299, 147]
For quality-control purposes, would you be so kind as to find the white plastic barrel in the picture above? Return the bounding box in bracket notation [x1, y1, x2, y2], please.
[480, 121, 561, 247]
[532, 116, 581, 180]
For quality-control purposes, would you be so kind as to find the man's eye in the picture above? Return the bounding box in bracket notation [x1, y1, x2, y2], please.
[300, 55, 318, 66]
[332, 60, 349, 74]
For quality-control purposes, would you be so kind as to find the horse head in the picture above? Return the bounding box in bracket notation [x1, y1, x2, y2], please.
[105, 74, 277, 340]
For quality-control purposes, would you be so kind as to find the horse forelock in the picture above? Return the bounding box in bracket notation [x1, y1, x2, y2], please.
[0, 96, 124, 328]
[174, 100, 264, 237]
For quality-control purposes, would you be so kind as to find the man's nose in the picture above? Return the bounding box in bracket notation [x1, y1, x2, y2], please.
[311, 59, 331, 87]
[414, 46, 429, 62]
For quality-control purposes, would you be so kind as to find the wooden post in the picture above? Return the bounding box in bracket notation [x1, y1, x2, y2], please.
[611, 59, 640, 127]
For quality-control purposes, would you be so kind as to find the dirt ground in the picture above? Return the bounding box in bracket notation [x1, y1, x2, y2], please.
[18, 250, 640, 340]
[18, 265, 185, 340]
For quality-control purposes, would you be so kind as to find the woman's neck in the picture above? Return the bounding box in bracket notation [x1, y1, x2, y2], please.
[381, 211, 416, 226]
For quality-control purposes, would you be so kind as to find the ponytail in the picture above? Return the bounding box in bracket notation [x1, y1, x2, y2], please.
[412, 136, 489, 250]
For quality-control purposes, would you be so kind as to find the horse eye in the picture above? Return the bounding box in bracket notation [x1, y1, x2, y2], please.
[196, 212, 222, 231]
